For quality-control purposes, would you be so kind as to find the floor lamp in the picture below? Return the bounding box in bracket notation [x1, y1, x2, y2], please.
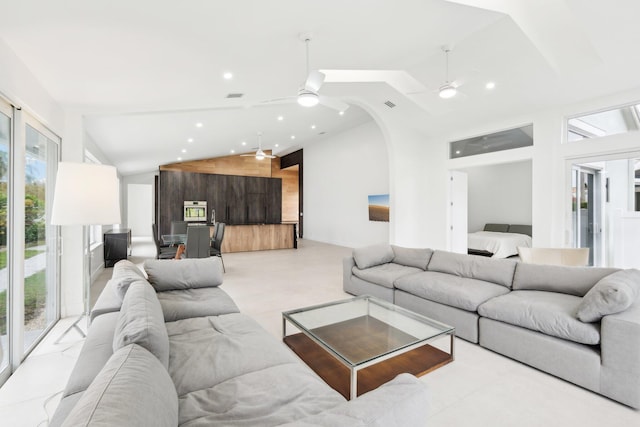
[51, 162, 121, 343]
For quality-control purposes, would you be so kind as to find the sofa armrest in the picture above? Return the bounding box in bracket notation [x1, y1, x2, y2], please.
[343, 257, 356, 293]
[279, 373, 429, 427]
[600, 300, 640, 407]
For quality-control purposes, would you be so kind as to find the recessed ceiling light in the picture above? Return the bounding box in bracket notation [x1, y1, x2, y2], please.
[339, 111, 345, 116]
[455, 150, 461, 154]
[195, 122, 203, 128]
[241, 141, 246, 146]
[187, 138, 194, 143]
[181, 149, 187, 153]
[277, 116, 284, 121]
[177, 157, 182, 161]
[223, 72, 233, 80]
[290, 135, 296, 140]
[275, 144, 279, 147]
[485, 81, 496, 90]
[311, 124, 316, 129]
[230, 149, 235, 154]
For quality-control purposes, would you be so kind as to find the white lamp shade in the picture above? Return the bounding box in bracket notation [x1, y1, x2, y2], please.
[51, 162, 122, 226]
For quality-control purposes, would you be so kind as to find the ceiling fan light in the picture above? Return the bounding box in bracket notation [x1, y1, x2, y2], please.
[297, 91, 319, 107]
[439, 83, 457, 99]
[255, 149, 266, 160]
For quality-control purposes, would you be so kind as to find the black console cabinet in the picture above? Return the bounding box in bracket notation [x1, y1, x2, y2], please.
[104, 229, 131, 267]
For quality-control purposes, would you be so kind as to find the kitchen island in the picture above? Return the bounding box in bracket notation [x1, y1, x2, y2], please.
[221, 223, 297, 253]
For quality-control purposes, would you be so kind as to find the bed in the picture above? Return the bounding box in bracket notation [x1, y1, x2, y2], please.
[468, 223, 532, 258]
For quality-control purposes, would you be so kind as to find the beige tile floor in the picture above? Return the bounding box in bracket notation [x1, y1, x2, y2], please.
[0, 237, 638, 426]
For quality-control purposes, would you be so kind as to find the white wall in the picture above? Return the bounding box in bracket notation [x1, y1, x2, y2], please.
[304, 120, 389, 248]
[464, 160, 532, 232]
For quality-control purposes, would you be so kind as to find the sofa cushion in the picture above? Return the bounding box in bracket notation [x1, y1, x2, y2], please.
[426, 251, 517, 289]
[391, 246, 433, 270]
[279, 373, 429, 427]
[394, 271, 510, 312]
[478, 290, 601, 345]
[352, 263, 422, 289]
[577, 269, 640, 323]
[61, 344, 178, 427]
[90, 279, 123, 321]
[113, 280, 170, 368]
[144, 257, 224, 291]
[157, 287, 240, 322]
[512, 263, 619, 297]
[167, 313, 299, 397]
[178, 363, 344, 426]
[111, 259, 146, 301]
[62, 312, 119, 398]
[352, 244, 394, 269]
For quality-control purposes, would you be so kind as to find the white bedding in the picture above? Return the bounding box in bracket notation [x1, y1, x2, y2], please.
[467, 231, 532, 258]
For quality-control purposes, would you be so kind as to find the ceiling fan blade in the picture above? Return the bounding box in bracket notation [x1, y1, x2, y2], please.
[259, 96, 296, 105]
[318, 95, 349, 112]
[305, 70, 326, 92]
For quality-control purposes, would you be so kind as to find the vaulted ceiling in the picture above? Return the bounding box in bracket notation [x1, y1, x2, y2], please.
[1, 0, 639, 175]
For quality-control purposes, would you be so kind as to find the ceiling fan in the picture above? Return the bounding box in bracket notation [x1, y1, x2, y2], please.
[260, 35, 350, 113]
[438, 46, 461, 99]
[240, 132, 276, 160]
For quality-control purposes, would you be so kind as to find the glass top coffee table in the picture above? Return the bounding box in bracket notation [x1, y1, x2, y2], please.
[283, 295, 455, 400]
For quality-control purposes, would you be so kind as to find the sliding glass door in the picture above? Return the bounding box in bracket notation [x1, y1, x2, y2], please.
[0, 100, 11, 382]
[23, 121, 59, 353]
[572, 166, 602, 266]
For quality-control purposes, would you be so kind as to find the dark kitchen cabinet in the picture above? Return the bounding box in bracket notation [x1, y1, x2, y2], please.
[158, 171, 282, 234]
[266, 178, 282, 223]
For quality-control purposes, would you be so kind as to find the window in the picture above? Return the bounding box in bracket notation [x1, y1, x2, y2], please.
[450, 125, 533, 159]
[568, 103, 640, 141]
[23, 119, 60, 352]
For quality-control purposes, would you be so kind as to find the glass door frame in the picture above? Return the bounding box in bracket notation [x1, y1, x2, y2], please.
[0, 97, 13, 385]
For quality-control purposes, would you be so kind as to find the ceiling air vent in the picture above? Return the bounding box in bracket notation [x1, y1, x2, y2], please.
[384, 100, 396, 108]
[226, 93, 244, 98]
[318, 131, 326, 135]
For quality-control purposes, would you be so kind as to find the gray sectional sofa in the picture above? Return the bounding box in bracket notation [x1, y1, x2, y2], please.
[343, 244, 640, 408]
[51, 257, 429, 427]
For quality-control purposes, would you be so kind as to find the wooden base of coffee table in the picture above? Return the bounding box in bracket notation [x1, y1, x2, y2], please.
[284, 332, 452, 399]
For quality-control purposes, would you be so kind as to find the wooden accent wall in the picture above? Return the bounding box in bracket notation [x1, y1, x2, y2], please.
[160, 151, 275, 177]
[271, 158, 299, 223]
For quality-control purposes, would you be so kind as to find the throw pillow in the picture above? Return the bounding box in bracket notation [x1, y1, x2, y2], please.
[144, 257, 224, 291]
[113, 280, 170, 368]
[391, 246, 432, 270]
[576, 269, 640, 323]
[353, 244, 394, 269]
[62, 344, 178, 427]
[111, 260, 146, 301]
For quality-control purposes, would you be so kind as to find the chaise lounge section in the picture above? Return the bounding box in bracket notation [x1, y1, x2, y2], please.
[51, 257, 429, 426]
[343, 243, 640, 408]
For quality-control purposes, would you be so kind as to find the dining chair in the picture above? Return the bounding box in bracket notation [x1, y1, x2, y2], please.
[185, 226, 211, 259]
[152, 223, 178, 259]
[210, 222, 226, 272]
[171, 220, 188, 235]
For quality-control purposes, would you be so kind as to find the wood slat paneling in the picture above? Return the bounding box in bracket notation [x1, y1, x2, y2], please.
[160, 151, 274, 177]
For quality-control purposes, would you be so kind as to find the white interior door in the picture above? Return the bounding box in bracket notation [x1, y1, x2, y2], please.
[448, 170, 468, 253]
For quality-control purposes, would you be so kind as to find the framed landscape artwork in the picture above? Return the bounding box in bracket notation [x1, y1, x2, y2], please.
[368, 194, 390, 222]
